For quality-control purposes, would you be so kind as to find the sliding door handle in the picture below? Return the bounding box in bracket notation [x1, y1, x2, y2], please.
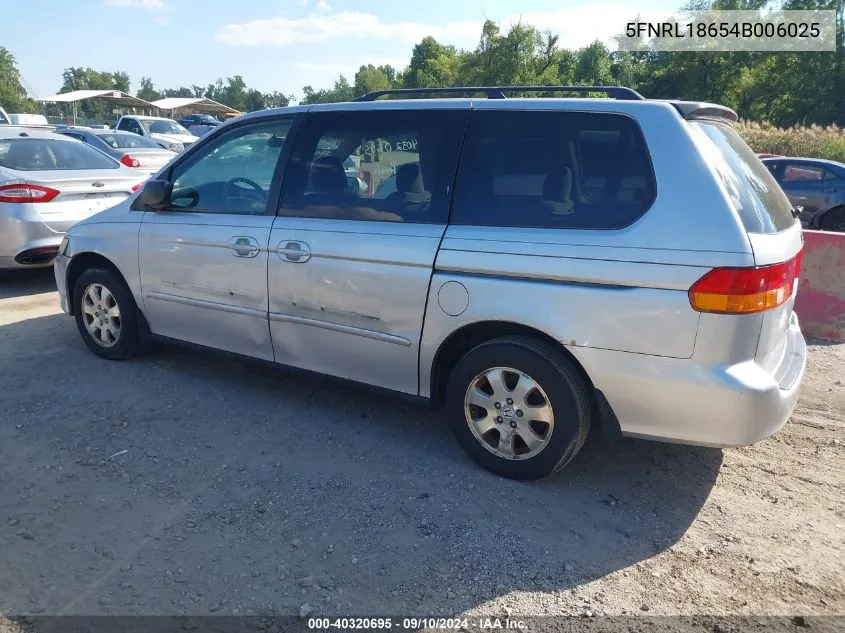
[229, 236, 260, 258]
[277, 240, 311, 263]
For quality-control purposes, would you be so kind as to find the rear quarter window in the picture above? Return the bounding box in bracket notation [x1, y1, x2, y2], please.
[450, 110, 656, 229]
[0, 139, 119, 171]
[688, 121, 796, 234]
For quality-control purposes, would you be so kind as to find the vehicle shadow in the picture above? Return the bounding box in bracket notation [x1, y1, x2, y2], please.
[0, 268, 57, 300]
[0, 313, 722, 617]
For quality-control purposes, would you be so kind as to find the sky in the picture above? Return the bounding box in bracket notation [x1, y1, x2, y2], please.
[7, 0, 681, 102]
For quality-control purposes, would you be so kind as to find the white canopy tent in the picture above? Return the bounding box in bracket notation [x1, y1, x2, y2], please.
[36, 90, 154, 125]
[150, 97, 240, 119]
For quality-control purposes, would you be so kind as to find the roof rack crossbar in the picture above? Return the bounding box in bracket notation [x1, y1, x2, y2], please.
[354, 86, 645, 102]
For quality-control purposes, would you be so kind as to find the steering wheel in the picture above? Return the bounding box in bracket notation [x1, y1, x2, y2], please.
[223, 177, 266, 201]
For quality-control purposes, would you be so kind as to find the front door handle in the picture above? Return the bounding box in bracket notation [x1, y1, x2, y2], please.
[229, 236, 260, 258]
[277, 240, 311, 263]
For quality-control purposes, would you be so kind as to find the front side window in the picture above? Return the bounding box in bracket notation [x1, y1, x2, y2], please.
[168, 117, 293, 214]
[279, 109, 469, 223]
[0, 139, 119, 171]
[451, 110, 656, 229]
[783, 164, 824, 182]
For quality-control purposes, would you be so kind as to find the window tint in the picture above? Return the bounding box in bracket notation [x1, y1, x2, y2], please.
[96, 132, 160, 150]
[141, 119, 190, 136]
[689, 121, 795, 233]
[783, 164, 824, 182]
[451, 110, 655, 229]
[279, 109, 469, 223]
[0, 139, 119, 171]
[168, 118, 293, 215]
[823, 169, 841, 181]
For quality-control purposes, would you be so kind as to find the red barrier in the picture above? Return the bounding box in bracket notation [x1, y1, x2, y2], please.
[795, 230, 845, 342]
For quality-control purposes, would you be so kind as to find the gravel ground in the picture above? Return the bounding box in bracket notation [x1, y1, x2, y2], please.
[0, 269, 843, 621]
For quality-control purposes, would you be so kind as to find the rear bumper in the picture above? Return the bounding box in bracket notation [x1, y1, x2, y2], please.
[0, 204, 64, 269]
[579, 312, 807, 447]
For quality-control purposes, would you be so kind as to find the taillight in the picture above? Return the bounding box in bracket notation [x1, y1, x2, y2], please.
[120, 154, 141, 168]
[0, 183, 60, 203]
[689, 252, 803, 314]
[131, 182, 145, 192]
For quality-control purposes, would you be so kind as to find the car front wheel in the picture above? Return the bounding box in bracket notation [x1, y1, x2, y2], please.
[73, 268, 143, 360]
[445, 336, 592, 480]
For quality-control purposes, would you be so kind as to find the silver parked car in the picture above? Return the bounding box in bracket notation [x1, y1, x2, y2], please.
[0, 127, 146, 269]
[57, 127, 177, 179]
[54, 86, 807, 480]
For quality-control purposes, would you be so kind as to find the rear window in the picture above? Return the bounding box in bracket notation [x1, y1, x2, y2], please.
[96, 132, 160, 150]
[689, 121, 796, 233]
[0, 139, 119, 171]
[451, 110, 656, 229]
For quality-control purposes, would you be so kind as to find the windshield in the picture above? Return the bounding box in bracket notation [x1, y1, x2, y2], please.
[140, 119, 190, 136]
[689, 121, 796, 233]
[0, 138, 119, 171]
[96, 132, 161, 150]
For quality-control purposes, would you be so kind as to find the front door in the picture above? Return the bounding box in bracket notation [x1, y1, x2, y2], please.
[268, 107, 469, 394]
[138, 115, 299, 360]
[777, 162, 838, 218]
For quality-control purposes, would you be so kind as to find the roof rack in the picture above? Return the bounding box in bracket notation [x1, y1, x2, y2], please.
[354, 86, 645, 102]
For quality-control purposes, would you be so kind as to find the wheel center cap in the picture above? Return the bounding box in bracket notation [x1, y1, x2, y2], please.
[500, 405, 515, 420]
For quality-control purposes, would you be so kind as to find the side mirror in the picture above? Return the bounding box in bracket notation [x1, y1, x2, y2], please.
[137, 179, 170, 209]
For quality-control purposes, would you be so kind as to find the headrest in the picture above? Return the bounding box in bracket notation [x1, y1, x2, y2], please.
[309, 156, 347, 193]
[542, 167, 574, 215]
[543, 167, 572, 201]
[396, 163, 425, 194]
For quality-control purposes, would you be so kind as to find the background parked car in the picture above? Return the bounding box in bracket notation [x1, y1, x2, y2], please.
[186, 124, 217, 138]
[0, 127, 143, 269]
[762, 157, 845, 232]
[8, 113, 51, 128]
[177, 113, 221, 129]
[0, 107, 10, 125]
[114, 115, 196, 152]
[57, 127, 177, 178]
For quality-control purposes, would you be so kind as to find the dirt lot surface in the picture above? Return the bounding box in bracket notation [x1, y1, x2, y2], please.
[0, 269, 843, 623]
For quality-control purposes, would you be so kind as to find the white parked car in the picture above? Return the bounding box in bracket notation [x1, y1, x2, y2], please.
[115, 115, 197, 153]
[8, 113, 51, 127]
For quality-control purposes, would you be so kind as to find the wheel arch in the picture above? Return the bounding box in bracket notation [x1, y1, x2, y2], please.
[428, 320, 596, 410]
[65, 252, 152, 347]
[816, 204, 845, 231]
[66, 252, 125, 315]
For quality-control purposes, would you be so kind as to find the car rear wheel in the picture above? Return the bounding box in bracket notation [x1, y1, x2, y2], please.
[445, 336, 592, 480]
[819, 206, 845, 233]
[73, 268, 143, 360]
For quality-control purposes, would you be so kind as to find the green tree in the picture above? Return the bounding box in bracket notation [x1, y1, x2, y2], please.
[353, 64, 393, 96]
[300, 75, 355, 104]
[136, 76, 160, 102]
[573, 41, 613, 86]
[262, 91, 292, 108]
[0, 46, 36, 112]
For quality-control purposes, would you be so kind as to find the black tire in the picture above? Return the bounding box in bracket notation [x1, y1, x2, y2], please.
[72, 267, 143, 360]
[444, 336, 592, 480]
[819, 206, 845, 233]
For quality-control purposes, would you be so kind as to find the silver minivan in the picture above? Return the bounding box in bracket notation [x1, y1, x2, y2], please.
[54, 86, 807, 480]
